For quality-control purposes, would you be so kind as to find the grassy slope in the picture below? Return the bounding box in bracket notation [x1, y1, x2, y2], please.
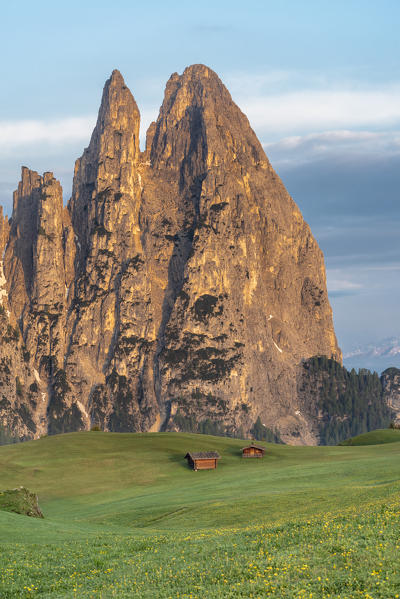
[339, 428, 400, 446]
[1, 431, 400, 535]
[1, 431, 400, 598]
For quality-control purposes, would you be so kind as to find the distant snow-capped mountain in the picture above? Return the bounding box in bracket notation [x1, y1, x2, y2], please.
[343, 336, 400, 373]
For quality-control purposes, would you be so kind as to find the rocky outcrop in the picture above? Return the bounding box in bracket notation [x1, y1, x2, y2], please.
[0, 487, 44, 518]
[64, 69, 157, 434]
[382, 368, 400, 424]
[1, 65, 342, 444]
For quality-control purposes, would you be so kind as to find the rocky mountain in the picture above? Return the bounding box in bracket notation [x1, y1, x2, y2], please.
[343, 337, 400, 373]
[0, 65, 342, 445]
[381, 367, 400, 425]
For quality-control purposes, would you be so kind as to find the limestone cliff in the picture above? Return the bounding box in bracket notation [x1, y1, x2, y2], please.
[2, 168, 71, 436]
[382, 368, 400, 424]
[149, 66, 340, 443]
[1, 65, 341, 444]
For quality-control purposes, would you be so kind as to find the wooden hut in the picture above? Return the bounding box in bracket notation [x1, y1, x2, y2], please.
[185, 451, 221, 471]
[241, 443, 266, 458]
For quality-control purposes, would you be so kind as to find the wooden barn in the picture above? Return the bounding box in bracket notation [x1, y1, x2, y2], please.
[185, 451, 221, 471]
[241, 443, 266, 458]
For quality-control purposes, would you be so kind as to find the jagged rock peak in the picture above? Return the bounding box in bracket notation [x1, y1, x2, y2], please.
[164, 64, 227, 97]
[162, 64, 226, 102]
[75, 68, 141, 187]
[13, 167, 41, 213]
[96, 69, 140, 138]
[12, 167, 59, 218]
[5, 167, 65, 317]
[110, 68, 125, 83]
[70, 69, 142, 254]
[151, 63, 267, 172]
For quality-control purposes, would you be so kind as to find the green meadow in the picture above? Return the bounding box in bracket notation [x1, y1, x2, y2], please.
[1, 430, 400, 598]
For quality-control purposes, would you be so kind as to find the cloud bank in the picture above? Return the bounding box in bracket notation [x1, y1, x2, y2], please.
[3, 81, 400, 151]
[264, 129, 400, 168]
[0, 116, 96, 149]
[238, 85, 400, 137]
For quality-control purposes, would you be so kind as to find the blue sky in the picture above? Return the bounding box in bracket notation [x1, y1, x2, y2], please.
[1, 0, 399, 368]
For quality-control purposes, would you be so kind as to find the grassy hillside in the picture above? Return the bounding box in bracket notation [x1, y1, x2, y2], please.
[339, 428, 400, 445]
[1, 431, 400, 597]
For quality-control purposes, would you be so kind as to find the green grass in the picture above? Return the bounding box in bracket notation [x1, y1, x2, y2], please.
[1, 431, 400, 597]
[339, 428, 400, 446]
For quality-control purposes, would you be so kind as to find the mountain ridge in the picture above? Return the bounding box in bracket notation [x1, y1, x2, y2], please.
[343, 336, 400, 372]
[0, 65, 341, 444]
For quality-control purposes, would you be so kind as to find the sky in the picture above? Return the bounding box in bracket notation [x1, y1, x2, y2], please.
[0, 0, 399, 370]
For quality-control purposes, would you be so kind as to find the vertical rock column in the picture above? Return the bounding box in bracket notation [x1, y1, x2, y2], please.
[2, 168, 67, 437]
[65, 70, 158, 432]
[5, 169, 68, 375]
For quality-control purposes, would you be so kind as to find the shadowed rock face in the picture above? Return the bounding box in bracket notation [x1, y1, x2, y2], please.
[382, 368, 400, 424]
[0, 65, 341, 444]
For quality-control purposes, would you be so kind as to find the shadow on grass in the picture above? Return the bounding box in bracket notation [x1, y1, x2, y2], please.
[166, 453, 192, 470]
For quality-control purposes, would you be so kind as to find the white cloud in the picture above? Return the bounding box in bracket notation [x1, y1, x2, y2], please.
[0, 116, 96, 149]
[270, 129, 381, 150]
[326, 263, 400, 298]
[327, 277, 363, 293]
[226, 70, 297, 94]
[0, 109, 159, 154]
[263, 129, 400, 167]
[235, 86, 400, 138]
[3, 82, 400, 158]
[360, 264, 400, 272]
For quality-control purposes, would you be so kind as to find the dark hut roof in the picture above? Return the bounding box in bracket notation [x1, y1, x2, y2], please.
[241, 444, 266, 451]
[185, 451, 221, 460]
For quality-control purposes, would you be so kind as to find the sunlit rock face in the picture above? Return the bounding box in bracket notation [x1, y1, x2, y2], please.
[0, 66, 341, 444]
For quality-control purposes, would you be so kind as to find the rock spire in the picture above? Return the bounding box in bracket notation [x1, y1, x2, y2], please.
[0, 65, 341, 444]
